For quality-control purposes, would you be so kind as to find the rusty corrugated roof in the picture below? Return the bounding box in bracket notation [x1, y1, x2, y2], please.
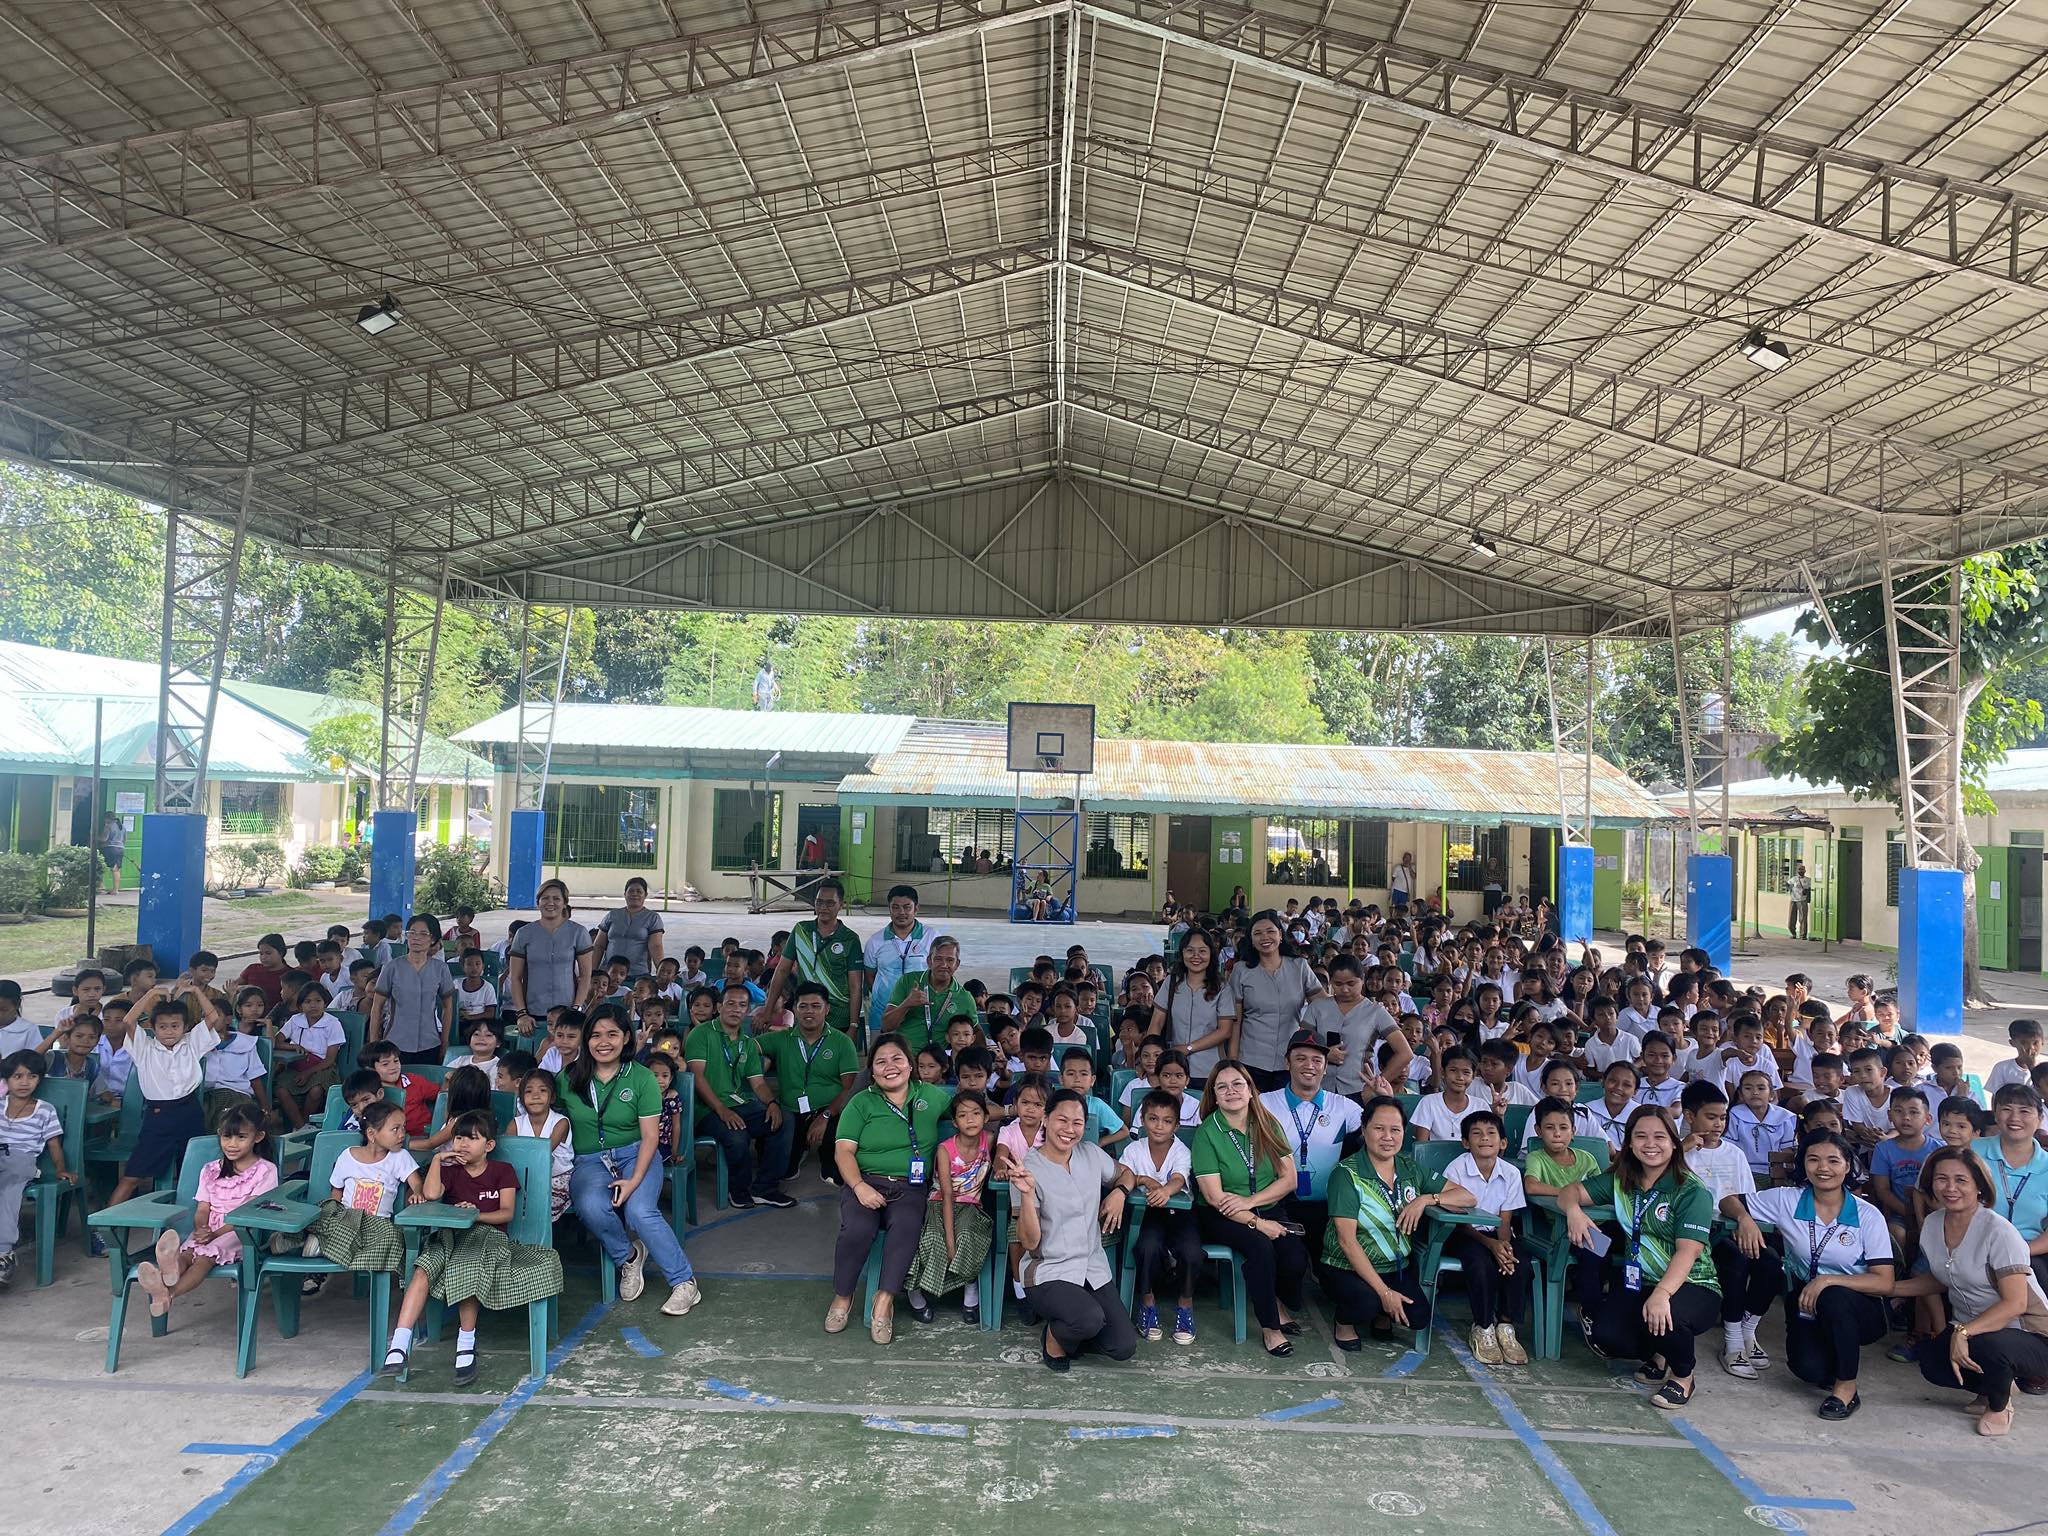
[838, 722, 1671, 826]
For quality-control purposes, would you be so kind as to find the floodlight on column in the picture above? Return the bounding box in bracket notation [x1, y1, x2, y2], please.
[1739, 329, 1791, 371]
[355, 293, 403, 336]
[1468, 530, 1498, 558]
[627, 511, 648, 542]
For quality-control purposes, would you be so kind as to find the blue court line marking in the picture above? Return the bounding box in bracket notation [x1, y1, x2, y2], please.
[1067, 1424, 1178, 1440]
[1669, 1417, 1854, 1514]
[374, 1302, 610, 1536]
[703, 1378, 783, 1406]
[1382, 1347, 1428, 1378]
[1261, 1395, 1344, 1422]
[862, 1415, 970, 1438]
[162, 1369, 374, 1536]
[1444, 1334, 1618, 1536]
[182, 1442, 276, 1456]
[619, 1327, 663, 1359]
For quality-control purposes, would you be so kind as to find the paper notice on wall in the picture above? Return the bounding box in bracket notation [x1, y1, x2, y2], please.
[115, 791, 145, 814]
[1990, 880, 2001, 900]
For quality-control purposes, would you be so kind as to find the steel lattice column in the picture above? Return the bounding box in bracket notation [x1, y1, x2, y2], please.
[506, 602, 572, 908]
[140, 469, 251, 969]
[377, 558, 449, 813]
[1668, 596, 1736, 970]
[1878, 521, 1968, 1033]
[1543, 637, 1597, 949]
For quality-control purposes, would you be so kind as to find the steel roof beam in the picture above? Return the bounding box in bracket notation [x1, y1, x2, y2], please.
[1072, 241, 2048, 520]
[0, 0, 1066, 266]
[1085, 0, 2048, 303]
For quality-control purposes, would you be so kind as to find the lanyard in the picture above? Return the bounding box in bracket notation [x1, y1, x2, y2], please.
[1287, 1093, 1320, 1156]
[795, 1032, 824, 1073]
[587, 1071, 624, 1153]
[1997, 1160, 2036, 1223]
[1626, 1186, 1659, 1265]
[1364, 1162, 1405, 1223]
[1224, 1125, 1259, 1186]
[1807, 1217, 1847, 1277]
[884, 1093, 921, 1160]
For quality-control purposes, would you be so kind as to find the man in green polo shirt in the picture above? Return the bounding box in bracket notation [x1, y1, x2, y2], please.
[881, 934, 977, 1054]
[759, 878, 864, 1036]
[760, 980, 860, 1177]
[686, 982, 795, 1209]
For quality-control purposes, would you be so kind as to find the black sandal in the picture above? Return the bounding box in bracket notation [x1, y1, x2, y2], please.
[453, 1347, 479, 1387]
[1333, 1335, 1363, 1353]
[1264, 1338, 1294, 1358]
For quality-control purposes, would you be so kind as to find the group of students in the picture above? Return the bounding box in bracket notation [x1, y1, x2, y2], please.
[8, 887, 2048, 1433]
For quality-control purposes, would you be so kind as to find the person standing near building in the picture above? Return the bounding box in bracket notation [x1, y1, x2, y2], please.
[862, 885, 930, 1044]
[1787, 862, 1814, 941]
[752, 662, 780, 712]
[759, 879, 864, 1038]
[1390, 852, 1416, 915]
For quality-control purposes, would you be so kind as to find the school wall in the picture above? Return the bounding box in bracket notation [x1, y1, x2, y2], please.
[863, 806, 1168, 918]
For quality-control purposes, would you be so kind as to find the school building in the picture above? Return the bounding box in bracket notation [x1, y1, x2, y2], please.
[453, 705, 1671, 919]
[1662, 750, 2048, 972]
[0, 639, 491, 883]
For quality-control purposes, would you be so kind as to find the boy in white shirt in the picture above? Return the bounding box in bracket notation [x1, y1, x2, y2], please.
[1120, 1091, 1203, 1345]
[1441, 1109, 1530, 1366]
[455, 950, 498, 1029]
[1838, 1047, 1893, 1149]
[103, 990, 223, 1210]
[1985, 1017, 2043, 1095]
[1473, 1039, 1538, 1115]
[0, 983, 41, 1055]
[1579, 999, 1640, 1074]
[1714, 1016, 1781, 1094]
[1678, 1080, 1780, 1380]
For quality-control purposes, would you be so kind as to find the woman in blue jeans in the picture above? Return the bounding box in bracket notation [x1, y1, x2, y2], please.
[558, 1006, 700, 1316]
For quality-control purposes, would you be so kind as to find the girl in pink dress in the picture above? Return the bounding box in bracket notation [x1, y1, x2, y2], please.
[135, 1104, 279, 1318]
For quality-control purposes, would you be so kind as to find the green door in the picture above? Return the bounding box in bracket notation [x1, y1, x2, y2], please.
[1592, 828, 1624, 930]
[1210, 817, 1254, 913]
[1977, 845, 2011, 971]
[839, 805, 875, 906]
[103, 779, 152, 886]
[436, 785, 453, 844]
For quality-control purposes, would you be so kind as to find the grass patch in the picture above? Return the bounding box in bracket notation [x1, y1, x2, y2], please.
[7, 890, 364, 976]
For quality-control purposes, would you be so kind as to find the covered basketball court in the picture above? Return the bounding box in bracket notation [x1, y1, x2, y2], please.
[6, 5, 2048, 1009]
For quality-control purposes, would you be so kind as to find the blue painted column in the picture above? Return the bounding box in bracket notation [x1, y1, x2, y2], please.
[1899, 865, 1965, 1035]
[369, 809, 417, 925]
[136, 812, 208, 973]
[507, 808, 547, 909]
[1557, 843, 1595, 951]
[1686, 853, 1732, 972]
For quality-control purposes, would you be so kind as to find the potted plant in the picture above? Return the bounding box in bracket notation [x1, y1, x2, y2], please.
[40, 843, 98, 915]
[0, 853, 35, 922]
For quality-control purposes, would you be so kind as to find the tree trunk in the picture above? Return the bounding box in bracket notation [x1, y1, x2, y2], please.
[1963, 844, 1984, 1006]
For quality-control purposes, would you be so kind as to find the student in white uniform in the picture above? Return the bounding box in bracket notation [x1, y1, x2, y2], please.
[1409, 1048, 1482, 1142]
[1440, 1109, 1530, 1366]
[1719, 1131, 1894, 1420]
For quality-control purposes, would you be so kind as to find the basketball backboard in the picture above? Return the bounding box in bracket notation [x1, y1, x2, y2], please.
[1007, 702, 1096, 774]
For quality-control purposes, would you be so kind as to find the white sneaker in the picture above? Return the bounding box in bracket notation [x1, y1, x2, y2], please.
[1721, 1349, 1758, 1380]
[617, 1239, 647, 1302]
[300, 1234, 321, 1258]
[1496, 1323, 1528, 1366]
[1471, 1324, 1503, 1366]
[660, 1279, 701, 1317]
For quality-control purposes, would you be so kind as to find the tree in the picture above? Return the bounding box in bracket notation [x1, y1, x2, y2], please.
[1767, 545, 2048, 999]
[0, 465, 162, 657]
[1602, 631, 1804, 785]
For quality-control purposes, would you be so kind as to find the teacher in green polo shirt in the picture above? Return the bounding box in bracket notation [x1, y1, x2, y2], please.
[880, 935, 977, 1055]
[759, 981, 859, 1179]
[1189, 1059, 1310, 1357]
[759, 878, 864, 1038]
[1557, 1105, 1721, 1410]
[683, 983, 795, 1210]
[560, 1005, 699, 1317]
[829, 1032, 952, 1344]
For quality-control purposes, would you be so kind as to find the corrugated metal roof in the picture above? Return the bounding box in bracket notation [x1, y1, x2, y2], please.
[840, 721, 1671, 826]
[1694, 748, 2048, 809]
[454, 703, 916, 762]
[226, 681, 491, 785]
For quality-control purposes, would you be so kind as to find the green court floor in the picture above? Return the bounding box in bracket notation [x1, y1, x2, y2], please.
[170, 1267, 1837, 1536]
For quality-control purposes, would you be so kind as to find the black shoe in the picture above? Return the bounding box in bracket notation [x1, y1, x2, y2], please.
[1368, 1315, 1394, 1342]
[1817, 1394, 1859, 1421]
[1264, 1338, 1294, 1358]
[727, 1194, 757, 1210]
[1334, 1335, 1363, 1353]
[453, 1350, 478, 1388]
[963, 1304, 980, 1327]
[379, 1347, 408, 1379]
[2019, 1378, 2048, 1397]
[907, 1297, 935, 1324]
[1014, 1294, 1037, 1327]
[752, 1189, 797, 1209]
[1042, 1333, 1070, 1373]
[1277, 1321, 1304, 1337]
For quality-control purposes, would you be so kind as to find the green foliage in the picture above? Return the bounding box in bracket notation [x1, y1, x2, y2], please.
[416, 839, 500, 915]
[295, 844, 362, 886]
[0, 466, 163, 658]
[38, 844, 98, 908]
[301, 711, 381, 774]
[1602, 632, 1803, 784]
[1767, 546, 2048, 813]
[0, 852, 41, 915]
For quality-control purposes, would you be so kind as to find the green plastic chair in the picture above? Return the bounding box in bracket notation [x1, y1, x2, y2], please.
[423, 1088, 522, 1137]
[230, 1129, 396, 1375]
[1574, 1081, 1606, 1104]
[332, 1011, 368, 1078]
[396, 1135, 563, 1381]
[1502, 1103, 1532, 1151]
[1412, 1138, 1516, 1355]
[1114, 1187, 1245, 1343]
[85, 1074, 147, 1180]
[23, 1076, 87, 1285]
[86, 1135, 281, 1374]
[408, 1063, 450, 1089]
[1520, 1136, 1615, 1360]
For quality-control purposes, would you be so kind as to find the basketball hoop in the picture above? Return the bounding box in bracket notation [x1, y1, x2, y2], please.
[1041, 755, 1061, 772]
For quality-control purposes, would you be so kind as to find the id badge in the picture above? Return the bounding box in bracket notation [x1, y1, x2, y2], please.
[1622, 1261, 1643, 1293]
[1296, 1168, 1312, 1199]
[601, 1151, 622, 1178]
[908, 1155, 928, 1185]
[797, 1094, 812, 1115]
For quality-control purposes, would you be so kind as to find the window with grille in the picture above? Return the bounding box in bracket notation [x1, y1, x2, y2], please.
[1085, 813, 1152, 878]
[1755, 835, 1802, 896]
[1351, 821, 1389, 888]
[1447, 824, 1508, 893]
[543, 784, 660, 868]
[896, 808, 1012, 873]
[218, 782, 283, 835]
[1268, 815, 1349, 887]
[711, 788, 780, 872]
[1886, 837, 1904, 908]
